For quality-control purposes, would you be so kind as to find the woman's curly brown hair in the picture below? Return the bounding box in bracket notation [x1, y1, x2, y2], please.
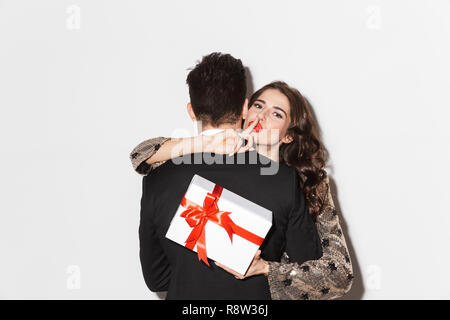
[249, 81, 329, 222]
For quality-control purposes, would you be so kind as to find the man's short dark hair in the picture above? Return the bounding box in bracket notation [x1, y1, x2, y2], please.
[186, 52, 247, 127]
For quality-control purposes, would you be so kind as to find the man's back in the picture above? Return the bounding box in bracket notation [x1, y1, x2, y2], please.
[139, 151, 322, 300]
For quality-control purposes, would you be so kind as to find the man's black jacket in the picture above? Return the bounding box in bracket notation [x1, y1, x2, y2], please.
[139, 151, 322, 299]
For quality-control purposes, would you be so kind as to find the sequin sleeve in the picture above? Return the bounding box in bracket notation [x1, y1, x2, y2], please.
[266, 173, 354, 300]
[129, 137, 171, 176]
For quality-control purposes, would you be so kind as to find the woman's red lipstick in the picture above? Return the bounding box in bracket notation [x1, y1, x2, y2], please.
[249, 121, 263, 133]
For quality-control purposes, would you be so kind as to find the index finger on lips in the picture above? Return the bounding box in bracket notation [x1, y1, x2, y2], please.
[243, 119, 259, 135]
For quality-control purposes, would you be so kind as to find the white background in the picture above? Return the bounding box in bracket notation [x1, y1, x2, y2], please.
[1, 0, 449, 299]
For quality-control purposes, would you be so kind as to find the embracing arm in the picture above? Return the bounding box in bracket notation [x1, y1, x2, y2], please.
[130, 137, 172, 176]
[266, 173, 354, 300]
[130, 129, 255, 176]
[130, 136, 207, 175]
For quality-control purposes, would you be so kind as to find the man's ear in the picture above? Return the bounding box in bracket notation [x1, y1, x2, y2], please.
[241, 98, 249, 119]
[187, 102, 197, 121]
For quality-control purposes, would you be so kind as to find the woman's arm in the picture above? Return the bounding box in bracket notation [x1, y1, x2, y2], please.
[130, 136, 215, 175]
[130, 126, 257, 176]
[266, 173, 354, 300]
[130, 137, 172, 176]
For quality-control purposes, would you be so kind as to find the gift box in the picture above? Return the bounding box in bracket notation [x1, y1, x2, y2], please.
[165, 174, 273, 275]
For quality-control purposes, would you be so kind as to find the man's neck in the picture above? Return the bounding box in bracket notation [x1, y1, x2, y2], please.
[198, 122, 241, 134]
[197, 121, 281, 163]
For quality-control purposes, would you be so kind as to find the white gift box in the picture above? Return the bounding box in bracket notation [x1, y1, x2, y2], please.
[165, 174, 273, 275]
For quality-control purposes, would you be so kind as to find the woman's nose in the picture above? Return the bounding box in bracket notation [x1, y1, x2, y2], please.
[257, 111, 267, 121]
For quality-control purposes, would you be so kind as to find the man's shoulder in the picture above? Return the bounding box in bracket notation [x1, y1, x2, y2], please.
[142, 157, 195, 193]
[143, 158, 184, 183]
[146, 152, 297, 176]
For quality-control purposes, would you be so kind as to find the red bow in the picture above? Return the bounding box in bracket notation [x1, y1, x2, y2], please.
[180, 184, 264, 266]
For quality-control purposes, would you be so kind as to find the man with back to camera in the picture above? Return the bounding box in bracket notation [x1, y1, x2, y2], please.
[138, 52, 323, 299]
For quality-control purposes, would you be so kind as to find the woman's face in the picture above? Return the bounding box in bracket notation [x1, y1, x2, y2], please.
[243, 88, 293, 145]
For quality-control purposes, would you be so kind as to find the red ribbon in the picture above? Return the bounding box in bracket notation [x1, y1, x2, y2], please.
[180, 184, 264, 266]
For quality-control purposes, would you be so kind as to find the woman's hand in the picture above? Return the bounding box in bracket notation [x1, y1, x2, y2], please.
[214, 250, 269, 280]
[234, 119, 259, 155]
[202, 120, 259, 156]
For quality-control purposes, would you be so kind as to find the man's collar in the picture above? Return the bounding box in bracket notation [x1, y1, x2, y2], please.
[199, 128, 225, 136]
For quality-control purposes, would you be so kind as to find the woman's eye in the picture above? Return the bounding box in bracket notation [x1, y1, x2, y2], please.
[273, 112, 283, 119]
[254, 103, 263, 109]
